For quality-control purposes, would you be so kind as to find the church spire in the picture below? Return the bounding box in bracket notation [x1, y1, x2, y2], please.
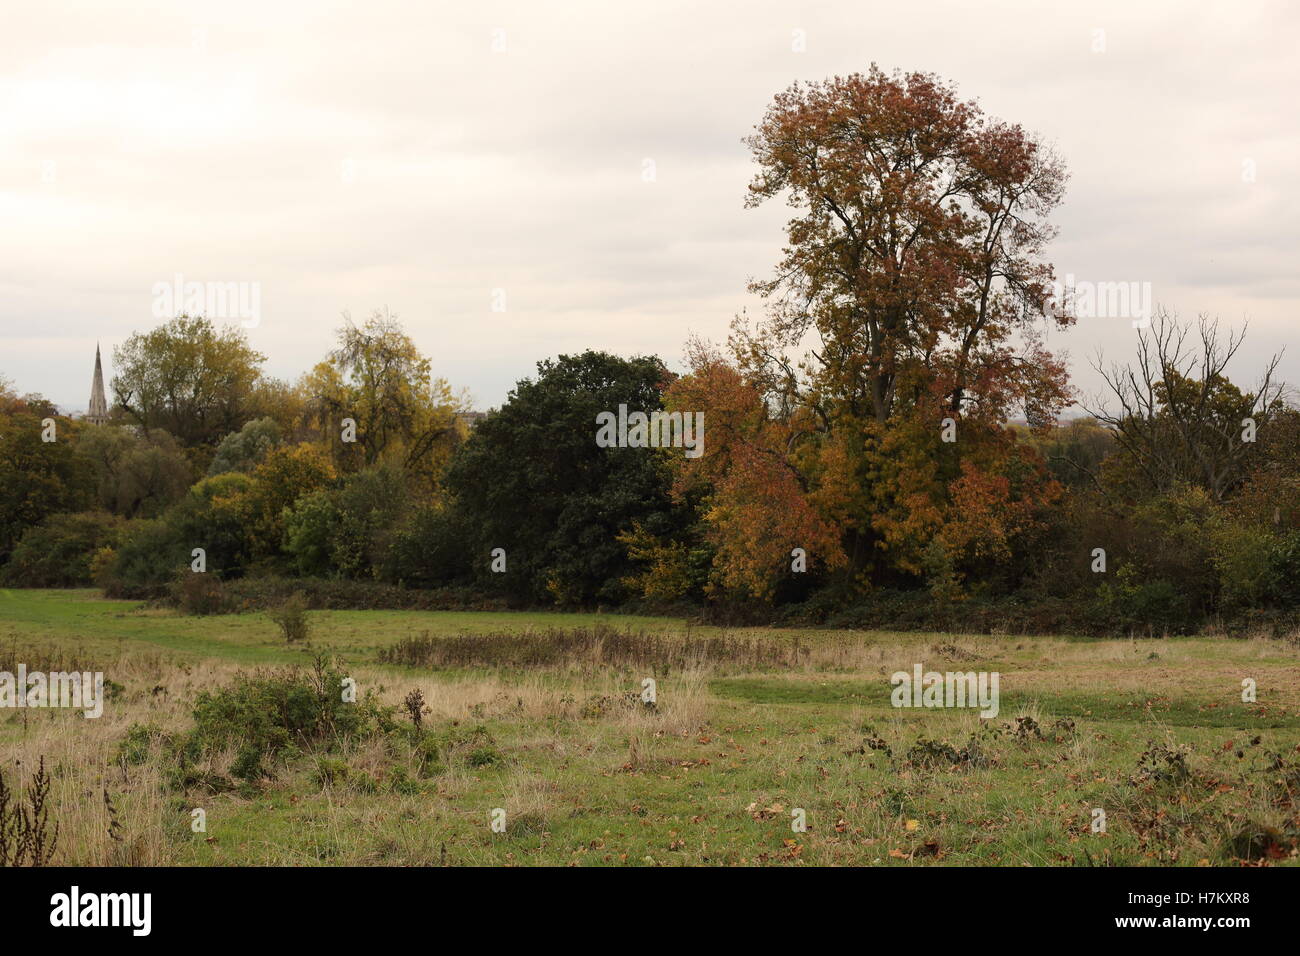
[87, 342, 109, 425]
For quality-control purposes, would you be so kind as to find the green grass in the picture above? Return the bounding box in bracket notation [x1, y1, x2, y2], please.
[711, 679, 1300, 729]
[0, 588, 709, 663]
[2, 588, 1298, 867]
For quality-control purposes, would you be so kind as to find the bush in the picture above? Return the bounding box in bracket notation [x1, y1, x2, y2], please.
[165, 473, 257, 577]
[188, 657, 395, 781]
[114, 723, 169, 767]
[819, 588, 1081, 635]
[169, 571, 233, 615]
[402, 688, 426, 730]
[466, 746, 501, 768]
[98, 473, 259, 597]
[1, 511, 124, 587]
[267, 592, 310, 643]
[1268, 532, 1300, 606]
[0, 410, 96, 564]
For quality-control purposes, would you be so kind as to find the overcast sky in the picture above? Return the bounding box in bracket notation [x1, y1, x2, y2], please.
[2, 0, 1296, 415]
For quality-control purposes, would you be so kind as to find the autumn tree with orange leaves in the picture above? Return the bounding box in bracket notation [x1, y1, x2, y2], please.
[669, 67, 1073, 599]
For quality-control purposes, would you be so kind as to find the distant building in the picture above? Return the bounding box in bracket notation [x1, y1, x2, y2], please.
[86, 343, 110, 425]
[454, 410, 487, 429]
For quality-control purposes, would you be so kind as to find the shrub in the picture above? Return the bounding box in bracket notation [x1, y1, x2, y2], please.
[0, 410, 96, 564]
[114, 723, 168, 767]
[1210, 520, 1278, 611]
[422, 725, 499, 773]
[238, 444, 337, 564]
[1131, 742, 1192, 787]
[188, 657, 394, 781]
[1268, 532, 1300, 606]
[905, 735, 988, 769]
[283, 466, 409, 580]
[412, 733, 443, 777]
[267, 592, 310, 643]
[99, 472, 266, 597]
[169, 571, 233, 615]
[165, 472, 257, 576]
[466, 746, 501, 768]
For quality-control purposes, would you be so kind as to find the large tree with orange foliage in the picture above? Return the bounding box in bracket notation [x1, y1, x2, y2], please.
[670, 67, 1072, 598]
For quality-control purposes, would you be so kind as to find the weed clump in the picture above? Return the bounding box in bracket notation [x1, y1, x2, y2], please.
[845, 726, 892, 758]
[906, 735, 989, 769]
[0, 756, 58, 867]
[315, 757, 350, 787]
[989, 714, 1078, 744]
[1131, 742, 1192, 787]
[403, 688, 427, 730]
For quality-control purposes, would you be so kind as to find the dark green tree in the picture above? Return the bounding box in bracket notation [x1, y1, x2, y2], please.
[445, 351, 687, 605]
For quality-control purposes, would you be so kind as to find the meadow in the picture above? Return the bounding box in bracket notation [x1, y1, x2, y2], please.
[2, 589, 1298, 867]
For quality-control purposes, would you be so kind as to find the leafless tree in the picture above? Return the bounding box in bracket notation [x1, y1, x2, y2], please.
[1084, 308, 1284, 501]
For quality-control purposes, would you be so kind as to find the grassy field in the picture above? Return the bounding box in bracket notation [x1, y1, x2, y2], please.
[2, 588, 1298, 866]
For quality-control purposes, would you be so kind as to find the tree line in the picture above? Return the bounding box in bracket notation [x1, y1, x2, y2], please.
[2, 67, 1295, 633]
